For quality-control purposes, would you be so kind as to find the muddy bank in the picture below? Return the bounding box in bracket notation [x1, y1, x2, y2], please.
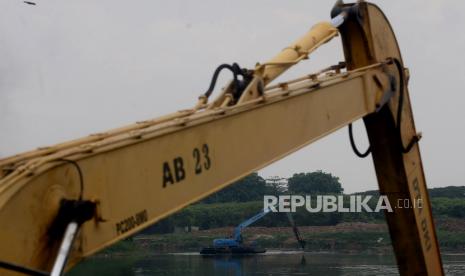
[100, 219, 465, 256]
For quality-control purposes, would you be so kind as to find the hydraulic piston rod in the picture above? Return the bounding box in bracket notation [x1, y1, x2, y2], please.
[257, 22, 339, 85]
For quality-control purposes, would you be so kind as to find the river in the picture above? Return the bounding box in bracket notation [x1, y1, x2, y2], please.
[68, 252, 465, 275]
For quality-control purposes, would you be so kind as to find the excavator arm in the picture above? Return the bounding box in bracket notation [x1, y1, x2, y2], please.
[233, 208, 271, 242]
[0, 1, 443, 275]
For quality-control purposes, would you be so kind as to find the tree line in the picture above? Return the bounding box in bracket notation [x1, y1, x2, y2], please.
[201, 171, 343, 204]
[142, 171, 464, 234]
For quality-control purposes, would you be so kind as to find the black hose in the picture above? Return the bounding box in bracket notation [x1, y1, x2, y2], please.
[348, 123, 371, 158]
[60, 159, 84, 200]
[392, 58, 418, 153]
[348, 58, 418, 158]
[203, 63, 251, 100]
[0, 260, 48, 276]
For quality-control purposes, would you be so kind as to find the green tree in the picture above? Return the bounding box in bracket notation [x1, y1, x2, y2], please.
[202, 173, 278, 203]
[288, 171, 343, 195]
[429, 186, 465, 198]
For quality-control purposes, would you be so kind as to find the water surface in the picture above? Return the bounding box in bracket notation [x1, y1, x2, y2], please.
[68, 251, 465, 276]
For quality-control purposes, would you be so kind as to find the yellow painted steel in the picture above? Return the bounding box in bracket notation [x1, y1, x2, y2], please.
[206, 21, 339, 107]
[335, 2, 443, 275]
[258, 22, 338, 84]
[0, 67, 386, 274]
[0, 1, 443, 275]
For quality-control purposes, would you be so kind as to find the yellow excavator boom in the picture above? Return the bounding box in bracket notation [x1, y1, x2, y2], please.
[0, 1, 443, 275]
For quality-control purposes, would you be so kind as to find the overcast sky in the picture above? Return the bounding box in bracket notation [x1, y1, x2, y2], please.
[0, 0, 463, 193]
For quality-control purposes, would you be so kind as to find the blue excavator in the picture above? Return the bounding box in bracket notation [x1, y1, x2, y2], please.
[200, 207, 306, 255]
